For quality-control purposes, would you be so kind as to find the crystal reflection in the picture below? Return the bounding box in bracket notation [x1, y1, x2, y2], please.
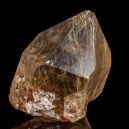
[12, 117, 91, 129]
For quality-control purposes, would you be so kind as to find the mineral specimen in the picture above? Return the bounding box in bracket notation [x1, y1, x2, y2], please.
[9, 10, 111, 123]
[12, 117, 91, 129]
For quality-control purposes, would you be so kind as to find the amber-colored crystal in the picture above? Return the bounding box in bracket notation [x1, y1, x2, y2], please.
[9, 10, 111, 123]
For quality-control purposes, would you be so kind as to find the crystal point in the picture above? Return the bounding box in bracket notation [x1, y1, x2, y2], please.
[9, 10, 111, 123]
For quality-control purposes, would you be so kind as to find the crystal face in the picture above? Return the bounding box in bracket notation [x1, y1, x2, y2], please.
[9, 10, 111, 123]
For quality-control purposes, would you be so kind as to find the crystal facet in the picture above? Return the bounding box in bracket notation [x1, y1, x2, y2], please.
[9, 10, 111, 123]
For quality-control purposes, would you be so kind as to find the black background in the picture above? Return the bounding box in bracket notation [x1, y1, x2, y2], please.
[0, 0, 126, 129]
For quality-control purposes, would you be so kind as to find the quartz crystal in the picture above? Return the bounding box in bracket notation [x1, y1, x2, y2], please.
[9, 10, 111, 123]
